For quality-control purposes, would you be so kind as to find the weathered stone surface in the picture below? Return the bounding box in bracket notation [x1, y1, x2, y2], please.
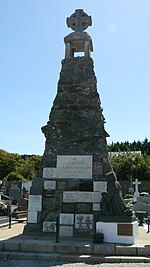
[41, 57, 111, 176]
[25, 10, 112, 236]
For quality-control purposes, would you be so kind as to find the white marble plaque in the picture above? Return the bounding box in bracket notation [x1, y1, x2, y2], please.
[75, 214, 93, 229]
[93, 181, 107, 192]
[93, 203, 100, 211]
[27, 211, 37, 223]
[78, 192, 92, 203]
[28, 195, 42, 211]
[63, 191, 78, 203]
[56, 155, 92, 179]
[44, 180, 56, 190]
[59, 226, 73, 237]
[60, 213, 74, 225]
[43, 221, 56, 232]
[43, 168, 57, 179]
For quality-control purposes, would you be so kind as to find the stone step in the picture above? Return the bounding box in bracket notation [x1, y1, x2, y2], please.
[0, 239, 150, 257]
[0, 251, 150, 263]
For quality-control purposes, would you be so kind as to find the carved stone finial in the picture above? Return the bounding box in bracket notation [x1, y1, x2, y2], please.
[64, 9, 93, 58]
[67, 9, 92, 32]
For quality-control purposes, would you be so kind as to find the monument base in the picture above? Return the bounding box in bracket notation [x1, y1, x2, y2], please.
[96, 221, 138, 244]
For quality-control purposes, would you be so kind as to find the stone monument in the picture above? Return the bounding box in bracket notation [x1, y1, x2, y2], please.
[24, 9, 112, 237]
[96, 171, 138, 244]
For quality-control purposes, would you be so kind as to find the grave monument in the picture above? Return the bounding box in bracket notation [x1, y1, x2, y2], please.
[24, 9, 112, 237]
[96, 171, 138, 244]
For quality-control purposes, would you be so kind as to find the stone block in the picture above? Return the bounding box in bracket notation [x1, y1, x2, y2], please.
[3, 240, 20, 251]
[0, 241, 4, 250]
[8, 251, 37, 260]
[61, 203, 75, 213]
[43, 168, 57, 179]
[75, 214, 93, 229]
[93, 243, 115, 255]
[76, 244, 92, 254]
[37, 253, 59, 261]
[20, 240, 54, 253]
[115, 245, 137, 255]
[55, 244, 76, 253]
[28, 195, 42, 212]
[60, 213, 74, 225]
[138, 246, 150, 256]
[59, 225, 73, 236]
[43, 221, 56, 232]
[27, 211, 37, 223]
[44, 180, 56, 189]
[63, 191, 78, 203]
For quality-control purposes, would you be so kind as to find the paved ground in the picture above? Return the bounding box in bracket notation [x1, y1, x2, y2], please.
[0, 222, 149, 245]
[0, 222, 149, 264]
[0, 260, 150, 267]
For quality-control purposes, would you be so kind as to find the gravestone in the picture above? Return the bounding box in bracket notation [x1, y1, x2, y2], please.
[24, 9, 112, 237]
[133, 178, 141, 200]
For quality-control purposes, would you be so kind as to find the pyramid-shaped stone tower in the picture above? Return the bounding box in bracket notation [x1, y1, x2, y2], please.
[25, 9, 112, 237]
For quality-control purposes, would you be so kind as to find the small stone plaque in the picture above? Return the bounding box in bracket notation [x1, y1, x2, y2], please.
[117, 224, 133, 236]
[93, 181, 107, 192]
[44, 180, 56, 190]
[92, 192, 101, 202]
[63, 191, 78, 203]
[59, 226, 73, 237]
[75, 214, 93, 230]
[93, 162, 103, 175]
[93, 203, 100, 211]
[27, 211, 37, 223]
[57, 155, 92, 179]
[28, 195, 42, 211]
[43, 221, 56, 232]
[78, 192, 92, 202]
[43, 168, 56, 179]
[60, 213, 74, 225]
[76, 203, 92, 213]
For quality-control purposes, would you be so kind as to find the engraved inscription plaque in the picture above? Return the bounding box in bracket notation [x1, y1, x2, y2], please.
[75, 214, 93, 229]
[43, 168, 57, 179]
[117, 224, 133, 236]
[28, 211, 37, 223]
[63, 191, 78, 203]
[60, 213, 74, 225]
[44, 180, 56, 190]
[28, 195, 42, 211]
[57, 155, 92, 179]
[43, 221, 56, 232]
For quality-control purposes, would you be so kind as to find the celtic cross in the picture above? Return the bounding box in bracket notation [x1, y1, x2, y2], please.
[67, 9, 92, 32]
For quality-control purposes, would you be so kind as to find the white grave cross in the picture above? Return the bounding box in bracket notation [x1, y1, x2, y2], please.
[132, 178, 141, 198]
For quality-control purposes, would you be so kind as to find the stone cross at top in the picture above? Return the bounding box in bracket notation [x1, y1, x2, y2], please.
[67, 9, 92, 32]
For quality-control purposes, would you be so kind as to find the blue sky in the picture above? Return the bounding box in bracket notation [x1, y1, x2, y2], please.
[0, 0, 150, 155]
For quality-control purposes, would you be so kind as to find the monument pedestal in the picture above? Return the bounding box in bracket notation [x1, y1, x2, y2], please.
[96, 221, 138, 244]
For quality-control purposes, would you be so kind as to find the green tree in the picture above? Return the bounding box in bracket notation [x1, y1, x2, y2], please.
[5, 172, 24, 181]
[0, 150, 17, 180]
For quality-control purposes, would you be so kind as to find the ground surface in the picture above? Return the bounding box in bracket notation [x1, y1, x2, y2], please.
[0, 261, 150, 267]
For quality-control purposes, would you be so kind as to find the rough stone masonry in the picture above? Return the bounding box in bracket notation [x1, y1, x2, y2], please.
[24, 9, 112, 237]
